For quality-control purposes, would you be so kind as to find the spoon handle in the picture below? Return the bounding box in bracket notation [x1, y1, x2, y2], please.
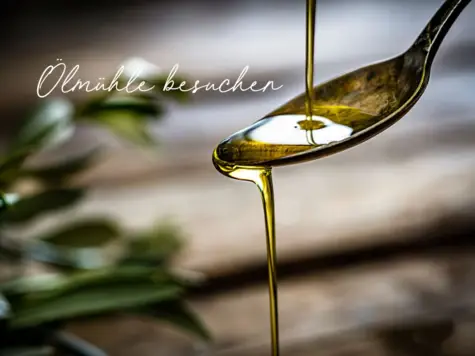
[412, 0, 472, 65]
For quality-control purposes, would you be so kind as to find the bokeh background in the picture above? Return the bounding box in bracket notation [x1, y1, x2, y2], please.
[1, 0, 475, 355]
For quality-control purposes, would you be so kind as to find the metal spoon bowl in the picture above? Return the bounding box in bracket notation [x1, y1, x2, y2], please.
[213, 0, 471, 170]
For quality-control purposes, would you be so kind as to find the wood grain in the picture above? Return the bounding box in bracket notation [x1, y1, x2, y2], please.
[68, 249, 475, 355]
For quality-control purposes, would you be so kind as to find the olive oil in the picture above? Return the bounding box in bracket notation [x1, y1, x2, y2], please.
[211, 160, 279, 355]
[212, 1, 318, 355]
[305, 0, 317, 145]
[305, 0, 316, 118]
[215, 105, 377, 166]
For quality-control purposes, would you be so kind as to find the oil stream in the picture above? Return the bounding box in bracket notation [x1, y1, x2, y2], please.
[213, 1, 322, 354]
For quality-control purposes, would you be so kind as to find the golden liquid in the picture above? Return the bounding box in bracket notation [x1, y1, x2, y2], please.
[211, 162, 279, 355]
[215, 105, 378, 166]
[305, 0, 317, 145]
[212, 1, 319, 355]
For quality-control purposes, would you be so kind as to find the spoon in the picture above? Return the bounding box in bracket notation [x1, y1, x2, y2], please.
[213, 0, 472, 170]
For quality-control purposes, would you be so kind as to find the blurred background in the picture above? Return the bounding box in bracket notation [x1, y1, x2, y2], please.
[1, 0, 475, 355]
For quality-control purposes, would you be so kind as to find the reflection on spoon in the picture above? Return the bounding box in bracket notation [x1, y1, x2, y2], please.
[215, 105, 376, 166]
[248, 115, 353, 146]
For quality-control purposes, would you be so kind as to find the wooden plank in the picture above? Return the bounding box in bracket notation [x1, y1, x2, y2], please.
[68, 249, 475, 355]
[25, 136, 475, 277]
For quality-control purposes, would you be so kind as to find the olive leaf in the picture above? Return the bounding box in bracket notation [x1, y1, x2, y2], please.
[0, 150, 32, 189]
[76, 95, 163, 146]
[150, 75, 191, 103]
[1, 292, 11, 319]
[0, 347, 53, 356]
[104, 112, 155, 145]
[1, 265, 175, 300]
[40, 219, 119, 249]
[112, 58, 190, 103]
[83, 110, 156, 146]
[21, 149, 101, 186]
[79, 96, 164, 119]
[2, 189, 84, 225]
[10, 98, 75, 154]
[0, 192, 18, 216]
[143, 300, 211, 341]
[4, 266, 183, 327]
[122, 223, 184, 265]
[0, 274, 65, 297]
[10, 282, 182, 328]
[28, 219, 121, 269]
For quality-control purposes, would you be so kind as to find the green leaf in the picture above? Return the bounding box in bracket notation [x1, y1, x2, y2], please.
[41, 219, 120, 248]
[28, 219, 121, 269]
[144, 300, 211, 341]
[111, 58, 189, 103]
[0, 192, 17, 216]
[151, 75, 191, 103]
[76, 95, 163, 146]
[10, 98, 75, 153]
[0, 274, 64, 296]
[85, 110, 156, 146]
[2, 189, 84, 225]
[123, 223, 184, 265]
[1, 292, 11, 319]
[0, 347, 53, 356]
[80, 96, 164, 119]
[10, 282, 182, 328]
[1, 265, 174, 299]
[0, 150, 32, 189]
[21, 149, 101, 186]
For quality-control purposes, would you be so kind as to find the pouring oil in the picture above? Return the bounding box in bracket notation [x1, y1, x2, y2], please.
[213, 1, 320, 355]
[305, 0, 317, 146]
[211, 161, 279, 354]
